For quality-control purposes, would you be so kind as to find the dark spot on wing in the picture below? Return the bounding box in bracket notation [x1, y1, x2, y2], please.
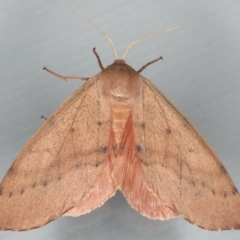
[98, 147, 107, 153]
[188, 148, 194, 152]
[58, 175, 61, 181]
[20, 188, 24, 195]
[141, 122, 146, 129]
[43, 181, 48, 187]
[83, 160, 104, 167]
[166, 128, 171, 134]
[191, 180, 195, 187]
[137, 145, 142, 152]
[201, 181, 205, 187]
[211, 189, 216, 195]
[32, 183, 36, 188]
[75, 164, 79, 169]
[8, 165, 15, 175]
[95, 160, 104, 167]
[219, 164, 227, 174]
[140, 159, 148, 166]
[71, 128, 75, 132]
[9, 192, 12, 198]
[0, 187, 3, 196]
[232, 186, 239, 195]
[224, 192, 227, 198]
[97, 121, 102, 126]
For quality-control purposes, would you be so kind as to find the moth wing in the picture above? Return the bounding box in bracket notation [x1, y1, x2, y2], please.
[0, 75, 115, 231]
[119, 115, 178, 220]
[133, 77, 240, 230]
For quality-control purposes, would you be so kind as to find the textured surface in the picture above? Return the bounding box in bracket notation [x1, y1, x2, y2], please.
[135, 78, 240, 230]
[1, 56, 239, 231]
[0, 76, 112, 230]
[0, 0, 240, 239]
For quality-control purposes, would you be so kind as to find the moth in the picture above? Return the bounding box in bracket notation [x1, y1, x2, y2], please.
[0, 7, 239, 231]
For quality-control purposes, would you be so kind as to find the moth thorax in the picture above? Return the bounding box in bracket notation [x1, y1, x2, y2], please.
[111, 102, 131, 147]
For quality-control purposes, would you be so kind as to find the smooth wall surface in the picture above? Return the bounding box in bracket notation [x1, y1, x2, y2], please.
[0, 1, 240, 239]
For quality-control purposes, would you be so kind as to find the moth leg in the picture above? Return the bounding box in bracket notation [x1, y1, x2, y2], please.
[138, 56, 163, 73]
[93, 47, 105, 70]
[40, 115, 48, 121]
[43, 67, 89, 81]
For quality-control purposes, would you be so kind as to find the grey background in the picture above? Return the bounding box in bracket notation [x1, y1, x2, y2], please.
[0, 0, 240, 239]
